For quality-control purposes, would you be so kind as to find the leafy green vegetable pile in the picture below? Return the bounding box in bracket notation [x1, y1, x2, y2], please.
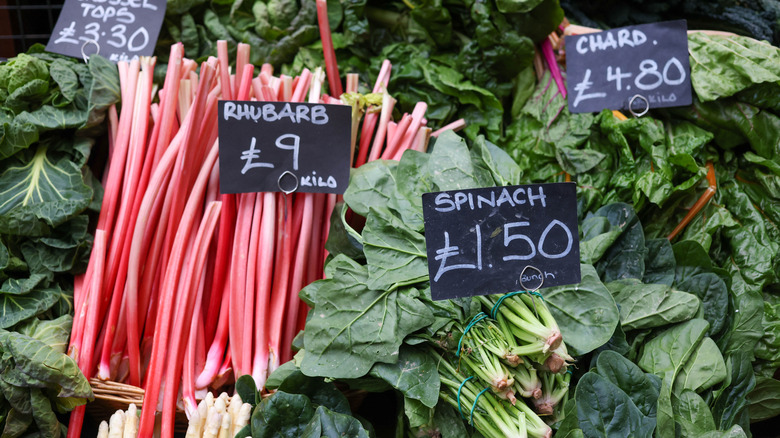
[503, 32, 780, 436]
[157, 0, 564, 142]
[562, 0, 780, 46]
[0, 46, 120, 437]
[259, 30, 779, 438]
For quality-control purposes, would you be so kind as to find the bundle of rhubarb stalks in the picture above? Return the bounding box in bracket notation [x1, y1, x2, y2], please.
[66, 37, 459, 437]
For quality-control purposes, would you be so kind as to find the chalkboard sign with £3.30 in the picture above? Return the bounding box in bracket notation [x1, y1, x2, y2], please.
[47, 0, 166, 63]
[565, 20, 692, 114]
[46, 0, 166, 62]
[422, 183, 581, 301]
[217, 101, 351, 195]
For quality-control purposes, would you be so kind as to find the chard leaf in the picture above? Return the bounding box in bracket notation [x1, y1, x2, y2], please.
[369, 344, 440, 408]
[470, 136, 522, 186]
[637, 318, 709, 438]
[300, 405, 370, 438]
[607, 281, 700, 331]
[544, 264, 619, 356]
[0, 330, 92, 398]
[362, 207, 427, 291]
[675, 337, 727, 393]
[301, 256, 433, 378]
[688, 33, 780, 102]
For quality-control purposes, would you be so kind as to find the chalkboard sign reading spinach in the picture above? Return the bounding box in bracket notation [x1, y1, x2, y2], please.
[422, 183, 581, 300]
[46, 0, 166, 62]
[565, 20, 692, 114]
[217, 101, 351, 195]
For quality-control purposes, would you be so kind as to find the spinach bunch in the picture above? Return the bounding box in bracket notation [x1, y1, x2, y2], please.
[275, 132, 617, 436]
[0, 46, 120, 437]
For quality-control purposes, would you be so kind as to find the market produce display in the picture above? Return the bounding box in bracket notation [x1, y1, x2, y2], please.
[2, 0, 779, 437]
[0, 46, 119, 437]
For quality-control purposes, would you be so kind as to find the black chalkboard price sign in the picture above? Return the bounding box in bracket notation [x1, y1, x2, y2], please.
[565, 20, 692, 114]
[422, 182, 581, 301]
[217, 101, 351, 195]
[46, 0, 166, 63]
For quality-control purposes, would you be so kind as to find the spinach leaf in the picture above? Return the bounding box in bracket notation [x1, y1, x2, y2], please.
[544, 264, 619, 356]
[747, 376, 780, 423]
[710, 351, 756, 432]
[362, 207, 428, 291]
[673, 389, 717, 437]
[369, 345, 440, 408]
[607, 281, 700, 331]
[251, 391, 316, 438]
[300, 256, 433, 378]
[596, 350, 660, 419]
[300, 405, 370, 438]
[575, 372, 654, 438]
[637, 318, 709, 438]
[675, 337, 727, 393]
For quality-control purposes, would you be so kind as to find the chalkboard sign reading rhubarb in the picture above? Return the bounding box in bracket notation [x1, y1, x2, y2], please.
[422, 183, 581, 301]
[217, 101, 351, 195]
[47, 0, 166, 62]
[565, 20, 692, 114]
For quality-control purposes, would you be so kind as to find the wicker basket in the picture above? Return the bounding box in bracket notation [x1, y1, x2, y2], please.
[86, 379, 189, 435]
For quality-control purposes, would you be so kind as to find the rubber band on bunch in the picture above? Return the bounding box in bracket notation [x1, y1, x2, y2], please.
[490, 291, 528, 319]
[456, 376, 490, 427]
[456, 312, 488, 357]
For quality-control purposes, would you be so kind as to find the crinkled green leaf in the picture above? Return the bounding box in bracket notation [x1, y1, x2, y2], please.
[0, 143, 92, 236]
[0, 330, 92, 398]
[0, 288, 59, 329]
[688, 33, 780, 102]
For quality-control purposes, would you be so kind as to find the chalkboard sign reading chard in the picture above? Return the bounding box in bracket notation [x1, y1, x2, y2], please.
[565, 20, 692, 114]
[47, 0, 166, 62]
[217, 101, 351, 195]
[422, 183, 581, 300]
